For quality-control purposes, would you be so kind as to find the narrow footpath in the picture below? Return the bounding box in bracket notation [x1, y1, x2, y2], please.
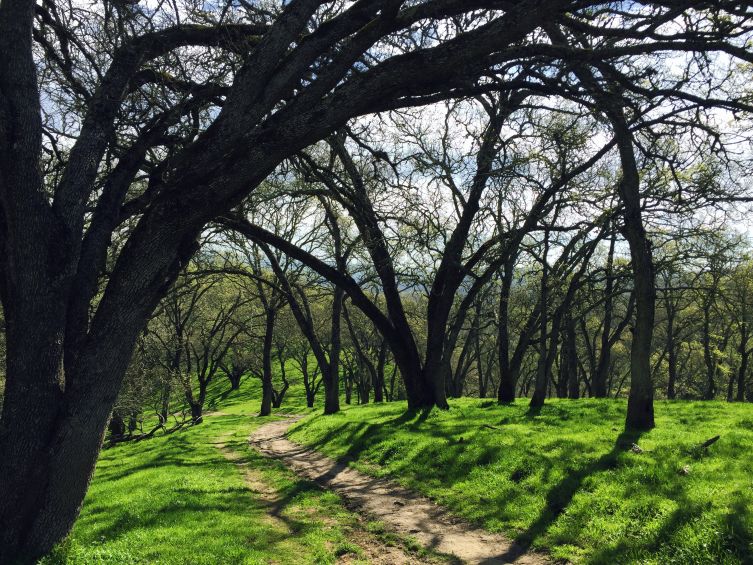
[250, 418, 547, 565]
[216, 428, 433, 565]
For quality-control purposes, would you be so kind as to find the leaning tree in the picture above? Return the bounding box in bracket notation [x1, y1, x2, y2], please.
[1, 0, 753, 560]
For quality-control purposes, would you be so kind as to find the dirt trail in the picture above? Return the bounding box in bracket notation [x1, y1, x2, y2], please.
[215, 431, 432, 564]
[250, 418, 547, 565]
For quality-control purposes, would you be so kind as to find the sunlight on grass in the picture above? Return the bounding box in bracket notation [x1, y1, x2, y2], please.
[289, 398, 753, 564]
[41, 380, 362, 565]
[38, 372, 753, 564]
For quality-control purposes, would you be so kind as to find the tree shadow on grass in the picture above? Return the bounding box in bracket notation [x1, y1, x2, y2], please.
[296, 406, 436, 463]
[587, 499, 700, 565]
[486, 428, 646, 564]
[725, 495, 753, 565]
[95, 428, 241, 483]
[87, 443, 340, 554]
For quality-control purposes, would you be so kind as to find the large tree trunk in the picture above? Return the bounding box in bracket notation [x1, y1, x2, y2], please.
[108, 411, 127, 440]
[391, 350, 431, 409]
[0, 209, 178, 564]
[0, 299, 156, 563]
[227, 367, 243, 390]
[415, 315, 451, 408]
[189, 401, 204, 424]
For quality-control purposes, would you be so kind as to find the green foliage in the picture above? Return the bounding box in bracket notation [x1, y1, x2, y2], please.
[289, 399, 753, 564]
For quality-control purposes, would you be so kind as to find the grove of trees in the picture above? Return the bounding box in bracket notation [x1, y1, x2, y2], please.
[2, 0, 753, 562]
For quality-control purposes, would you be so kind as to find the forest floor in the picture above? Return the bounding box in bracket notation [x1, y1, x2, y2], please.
[43, 379, 753, 564]
[252, 417, 544, 564]
[41, 382, 447, 565]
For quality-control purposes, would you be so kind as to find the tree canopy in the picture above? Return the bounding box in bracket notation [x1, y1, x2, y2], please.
[2, 1, 753, 562]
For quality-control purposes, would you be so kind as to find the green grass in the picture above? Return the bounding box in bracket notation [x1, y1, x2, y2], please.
[39, 370, 753, 564]
[39, 379, 370, 565]
[288, 398, 753, 564]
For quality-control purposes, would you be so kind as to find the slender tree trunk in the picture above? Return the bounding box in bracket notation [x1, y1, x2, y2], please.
[475, 323, 488, 398]
[324, 287, 343, 414]
[300, 356, 317, 408]
[547, 30, 656, 428]
[448, 324, 475, 398]
[389, 365, 399, 401]
[497, 258, 517, 402]
[737, 338, 749, 402]
[559, 311, 579, 399]
[159, 381, 171, 425]
[727, 368, 736, 402]
[272, 351, 289, 408]
[374, 342, 386, 403]
[593, 230, 616, 397]
[530, 231, 550, 409]
[566, 314, 580, 399]
[259, 308, 276, 417]
[666, 297, 678, 400]
[344, 364, 353, 404]
[702, 300, 716, 400]
[614, 118, 656, 429]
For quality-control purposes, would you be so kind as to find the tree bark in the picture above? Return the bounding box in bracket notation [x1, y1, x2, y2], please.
[374, 341, 387, 403]
[737, 329, 749, 402]
[259, 307, 276, 417]
[564, 311, 580, 399]
[592, 229, 616, 397]
[324, 287, 344, 414]
[702, 297, 717, 400]
[614, 116, 656, 430]
[530, 229, 550, 409]
[497, 257, 517, 402]
[665, 291, 678, 400]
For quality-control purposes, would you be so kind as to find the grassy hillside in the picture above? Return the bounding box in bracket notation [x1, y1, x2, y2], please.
[41, 371, 753, 564]
[289, 399, 753, 564]
[40, 379, 429, 565]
